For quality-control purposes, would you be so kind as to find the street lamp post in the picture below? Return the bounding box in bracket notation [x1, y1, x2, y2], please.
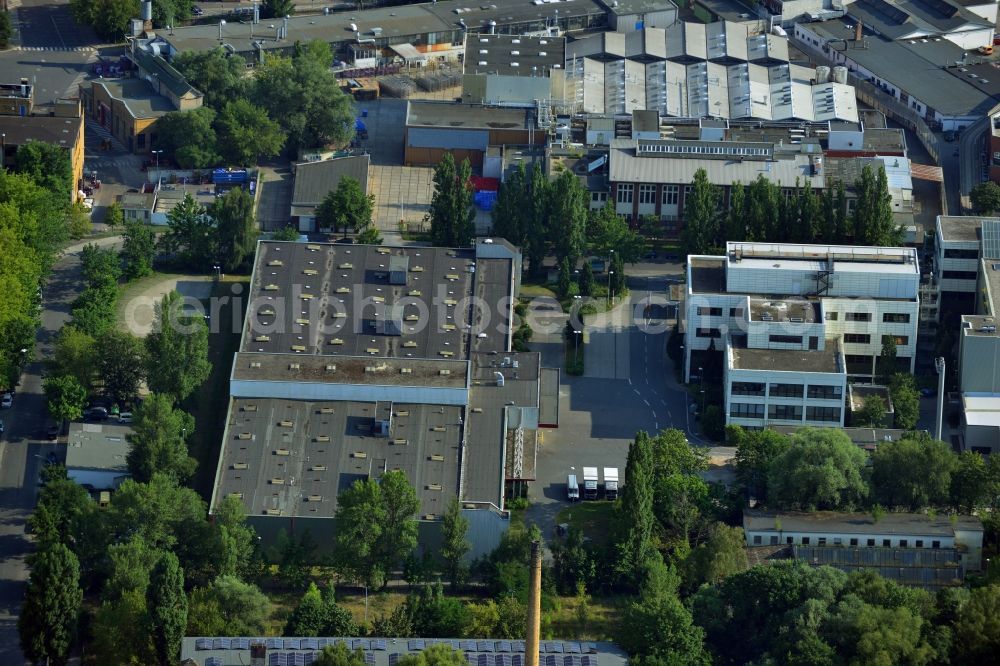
[698, 365, 704, 411]
[934, 356, 946, 441]
[573, 329, 582, 362]
[218, 19, 226, 42]
[151, 149, 163, 190]
[606, 249, 615, 306]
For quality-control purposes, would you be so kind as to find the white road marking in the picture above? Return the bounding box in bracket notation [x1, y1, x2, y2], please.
[633, 388, 641, 396]
[643, 399, 650, 406]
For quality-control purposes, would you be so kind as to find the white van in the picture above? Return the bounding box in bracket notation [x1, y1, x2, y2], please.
[566, 474, 580, 501]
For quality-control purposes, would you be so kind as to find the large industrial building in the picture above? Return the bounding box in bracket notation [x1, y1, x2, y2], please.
[684, 242, 920, 429]
[209, 239, 558, 557]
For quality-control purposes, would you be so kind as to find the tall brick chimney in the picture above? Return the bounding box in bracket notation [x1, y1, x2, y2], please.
[525, 541, 542, 666]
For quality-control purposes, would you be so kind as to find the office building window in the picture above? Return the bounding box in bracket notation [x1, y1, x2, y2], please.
[697, 307, 722, 316]
[770, 535, 779, 545]
[932, 540, 940, 549]
[881, 335, 909, 346]
[943, 270, 977, 280]
[732, 382, 765, 397]
[768, 404, 803, 420]
[915, 540, 923, 548]
[591, 192, 608, 204]
[826, 311, 838, 321]
[769, 383, 804, 398]
[845, 312, 872, 322]
[769, 335, 802, 344]
[638, 184, 656, 204]
[882, 312, 911, 323]
[801, 537, 810, 545]
[662, 185, 679, 205]
[808, 385, 843, 400]
[731, 403, 764, 419]
[786, 536, 794, 544]
[753, 535, 762, 545]
[616, 184, 633, 204]
[867, 538, 875, 546]
[850, 538, 858, 546]
[944, 249, 979, 259]
[900, 539, 908, 547]
[843, 333, 871, 344]
[818, 537, 827, 545]
[833, 537, 842, 545]
[806, 406, 841, 422]
[882, 539, 891, 547]
[696, 327, 721, 338]
[730, 307, 744, 317]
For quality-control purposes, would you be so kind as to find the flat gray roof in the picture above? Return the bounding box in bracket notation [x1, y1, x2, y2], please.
[803, 21, 995, 117]
[689, 256, 726, 294]
[83, 79, 174, 119]
[731, 346, 841, 373]
[464, 34, 566, 76]
[405, 100, 531, 130]
[66, 422, 131, 472]
[745, 509, 983, 536]
[216, 398, 463, 519]
[749, 298, 820, 323]
[181, 637, 628, 666]
[291, 156, 370, 208]
[233, 352, 469, 387]
[465, 352, 541, 506]
[962, 314, 1000, 336]
[244, 241, 513, 361]
[938, 215, 990, 242]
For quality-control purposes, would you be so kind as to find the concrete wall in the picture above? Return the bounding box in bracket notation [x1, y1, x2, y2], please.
[745, 527, 957, 549]
[959, 332, 1000, 393]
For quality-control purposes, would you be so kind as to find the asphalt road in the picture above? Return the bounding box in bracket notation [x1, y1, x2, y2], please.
[0, 236, 121, 665]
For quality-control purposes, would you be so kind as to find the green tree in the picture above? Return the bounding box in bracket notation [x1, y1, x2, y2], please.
[284, 582, 359, 636]
[377, 470, 421, 581]
[186, 575, 269, 636]
[91, 589, 154, 666]
[172, 48, 247, 110]
[971, 181, 1000, 215]
[43, 374, 88, 423]
[96, 329, 146, 405]
[619, 557, 709, 664]
[952, 585, 1000, 663]
[767, 428, 868, 510]
[147, 551, 187, 666]
[876, 335, 898, 385]
[120, 218, 157, 280]
[681, 168, 720, 256]
[104, 535, 160, 601]
[252, 45, 354, 151]
[160, 193, 215, 269]
[857, 394, 887, 428]
[314, 643, 370, 666]
[104, 200, 124, 231]
[548, 170, 587, 266]
[551, 524, 594, 595]
[397, 643, 469, 666]
[272, 226, 302, 241]
[28, 474, 96, 551]
[609, 251, 626, 298]
[726, 181, 746, 241]
[577, 261, 595, 297]
[684, 524, 749, 591]
[67, 201, 92, 239]
[429, 153, 475, 247]
[889, 372, 920, 430]
[50, 326, 96, 391]
[18, 542, 83, 666]
[731, 426, 790, 501]
[356, 226, 383, 244]
[333, 478, 385, 587]
[316, 176, 374, 235]
[587, 201, 643, 263]
[215, 495, 258, 579]
[796, 180, 820, 243]
[492, 162, 530, 247]
[405, 581, 471, 637]
[557, 256, 572, 298]
[155, 107, 219, 169]
[144, 290, 211, 402]
[525, 164, 551, 275]
[126, 393, 196, 483]
[853, 164, 902, 246]
[440, 498, 470, 587]
[0, 10, 12, 50]
[616, 431, 658, 589]
[871, 434, 957, 510]
[262, 0, 296, 19]
[950, 451, 992, 513]
[215, 99, 286, 166]
[211, 187, 258, 272]
[14, 140, 73, 200]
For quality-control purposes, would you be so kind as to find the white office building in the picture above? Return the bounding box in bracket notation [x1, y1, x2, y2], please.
[685, 242, 920, 428]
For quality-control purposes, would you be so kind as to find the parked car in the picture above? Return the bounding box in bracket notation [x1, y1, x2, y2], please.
[46, 452, 58, 466]
[46, 424, 60, 441]
[920, 387, 937, 398]
[118, 412, 134, 424]
[0, 420, 5, 434]
[1, 393, 12, 408]
[85, 406, 109, 420]
[192, 5, 204, 15]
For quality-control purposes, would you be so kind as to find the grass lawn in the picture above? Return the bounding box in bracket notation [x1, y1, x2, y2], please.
[556, 502, 616, 548]
[520, 283, 557, 298]
[183, 277, 248, 499]
[544, 594, 628, 641]
[115, 270, 208, 327]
